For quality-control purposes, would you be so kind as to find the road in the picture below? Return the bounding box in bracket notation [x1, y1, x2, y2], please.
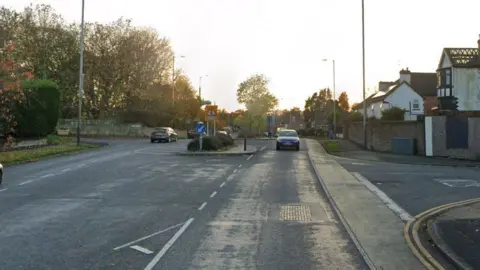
[0, 139, 367, 269]
[334, 156, 480, 216]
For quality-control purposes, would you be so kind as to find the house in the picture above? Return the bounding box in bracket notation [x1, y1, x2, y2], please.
[352, 69, 437, 120]
[436, 36, 480, 111]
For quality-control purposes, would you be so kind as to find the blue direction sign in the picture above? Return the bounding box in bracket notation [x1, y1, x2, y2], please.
[196, 122, 206, 133]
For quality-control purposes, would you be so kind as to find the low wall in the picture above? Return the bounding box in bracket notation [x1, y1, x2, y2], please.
[345, 120, 425, 154]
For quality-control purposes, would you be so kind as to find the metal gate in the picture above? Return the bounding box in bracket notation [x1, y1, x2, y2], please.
[446, 116, 468, 149]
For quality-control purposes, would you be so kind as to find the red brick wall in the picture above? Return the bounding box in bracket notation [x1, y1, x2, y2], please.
[423, 96, 437, 113]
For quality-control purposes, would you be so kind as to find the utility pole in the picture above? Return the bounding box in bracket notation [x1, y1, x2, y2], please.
[361, 0, 367, 149]
[77, 0, 85, 146]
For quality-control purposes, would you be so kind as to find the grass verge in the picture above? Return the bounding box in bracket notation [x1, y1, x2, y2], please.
[321, 140, 340, 153]
[0, 143, 99, 165]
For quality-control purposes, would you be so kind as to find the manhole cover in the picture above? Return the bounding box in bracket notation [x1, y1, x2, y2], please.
[279, 205, 312, 221]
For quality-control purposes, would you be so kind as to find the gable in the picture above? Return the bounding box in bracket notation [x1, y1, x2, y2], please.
[438, 50, 452, 69]
[385, 82, 422, 103]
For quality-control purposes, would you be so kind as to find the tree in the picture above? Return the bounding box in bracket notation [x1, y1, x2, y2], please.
[303, 88, 332, 128]
[337, 91, 349, 111]
[236, 74, 278, 133]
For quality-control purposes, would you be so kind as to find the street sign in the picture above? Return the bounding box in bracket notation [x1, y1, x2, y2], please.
[205, 105, 218, 121]
[196, 122, 206, 133]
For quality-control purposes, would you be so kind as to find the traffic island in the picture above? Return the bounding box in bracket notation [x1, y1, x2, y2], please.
[176, 144, 257, 156]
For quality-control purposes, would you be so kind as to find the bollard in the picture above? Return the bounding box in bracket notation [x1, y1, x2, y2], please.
[244, 136, 247, 151]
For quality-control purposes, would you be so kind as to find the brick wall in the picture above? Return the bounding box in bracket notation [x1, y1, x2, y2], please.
[345, 120, 425, 154]
[429, 116, 480, 160]
[423, 96, 437, 113]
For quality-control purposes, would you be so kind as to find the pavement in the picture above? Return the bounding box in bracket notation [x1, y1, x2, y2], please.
[329, 139, 480, 167]
[0, 137, 369, 269]
[321, 138, 480, 269]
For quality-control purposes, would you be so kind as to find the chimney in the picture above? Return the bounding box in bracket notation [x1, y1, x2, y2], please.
[399, 68, 411, 84]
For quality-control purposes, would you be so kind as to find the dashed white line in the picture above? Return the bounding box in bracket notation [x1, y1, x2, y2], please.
[260, 146, 267, 151]
[198, 202, 207, 211]
[130, 245, 154, 255]
[238, 164, 242, 168]
[144, 218, 194, 270]
[41, 174, 54, 178]
[113, 222, 185, 250]
[246, 154, 253, 160]
[77, 163, 85, 168]
[233, 169, 238, 173]
[0, 188, 7, 192]
[226, 175, 235, 181]
[209, 191, 217, 198]
[219, 182, 226, 188]
[61, 168, 71, 172]
[19, 180, 33, 186]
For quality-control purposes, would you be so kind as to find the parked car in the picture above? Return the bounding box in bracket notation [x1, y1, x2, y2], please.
[0, 163, 3, 185]
[276, 129, 300, 151]
[151, 127, 178, 143]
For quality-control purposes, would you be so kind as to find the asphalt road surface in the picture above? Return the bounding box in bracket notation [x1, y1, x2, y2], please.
[335, 155, 480, 216]
[0, 139, 366, 270]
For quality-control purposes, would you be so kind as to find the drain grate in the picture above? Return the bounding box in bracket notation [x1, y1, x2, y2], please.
[279, 205, 312, 221]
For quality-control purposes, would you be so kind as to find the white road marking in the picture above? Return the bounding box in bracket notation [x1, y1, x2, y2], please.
[130, 245, 154, 255]
[233, 169, 238, 173]
[61, 168, 71, 172]
[77, 163, 85, 168]
[353, 172, 413, 222]
[144, 218, 195, 270]
[41, 174, 54, 178]
[246, 154, 253, 160]
[238, 164, 242, 168]
[113, 222, 185, 250]
[219, 182, 226, 188]
[198, 202, 207, 211]
[210, 191, 217, 198]
[226, 175, 235, 181]
[19, 180, 33, 186]
[0, 188, 7, 192]
[352, 162, 367, 166]
[260, 146, 267, 151]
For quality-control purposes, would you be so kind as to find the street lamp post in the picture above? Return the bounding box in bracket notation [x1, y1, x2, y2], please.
[77, 0, 85, 146]
[361, 0, 367, 148]
[323, 59, 336, 138]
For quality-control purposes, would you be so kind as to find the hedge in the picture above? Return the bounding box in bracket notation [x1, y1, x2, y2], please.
[15, 79, 60, 138]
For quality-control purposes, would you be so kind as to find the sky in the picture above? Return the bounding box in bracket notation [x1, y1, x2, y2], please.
[2, 0, 479, 112]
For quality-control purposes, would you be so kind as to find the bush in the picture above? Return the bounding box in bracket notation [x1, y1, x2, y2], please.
[298, 129, 308, 136]
[15, 79, 60, 138]
[187, 136, 223, 151]
[46, 134, 61, 145]
[216, 133, 234, 147]
[381, 107, 406, 121]
[348, 112, 363, 121]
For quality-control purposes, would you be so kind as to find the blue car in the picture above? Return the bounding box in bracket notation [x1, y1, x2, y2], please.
[276, 129, 300, 151]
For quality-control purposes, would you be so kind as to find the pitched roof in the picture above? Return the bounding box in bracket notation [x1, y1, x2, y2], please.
[351, 82, 407, 109]
[409, 72, 437, 97]
[440, 48, 480, 68]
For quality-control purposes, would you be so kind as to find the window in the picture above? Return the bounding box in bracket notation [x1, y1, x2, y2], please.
[412, 99, 420, 110]
[437, 68, 452, 88]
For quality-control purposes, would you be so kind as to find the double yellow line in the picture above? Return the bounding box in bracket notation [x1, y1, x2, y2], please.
[404, 197, 480, 270]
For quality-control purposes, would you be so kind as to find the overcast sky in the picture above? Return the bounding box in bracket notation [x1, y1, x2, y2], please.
[2, 0, 479, 111]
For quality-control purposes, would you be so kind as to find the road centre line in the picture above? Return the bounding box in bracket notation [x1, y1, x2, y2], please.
[198, 202, 207, 211]
[233, 169, 238, 173]
[144, 218, 195, 270]
[210, 191, 217, 198]
[61, 168, 71, 172]
[226, 175, 235, 181]
[260, 146, 267, 151]
[246, 155, 253, 160]
[41, 174, 54, 178]
[19, 180, 33, 186]
[0, 188, 7, 192]
[113, 222, 185, 250]
[238, 164, 242, 168]
[77, 163, 85, 168]
[353, 172, 413, 222]
[219, 182, 226, 188]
